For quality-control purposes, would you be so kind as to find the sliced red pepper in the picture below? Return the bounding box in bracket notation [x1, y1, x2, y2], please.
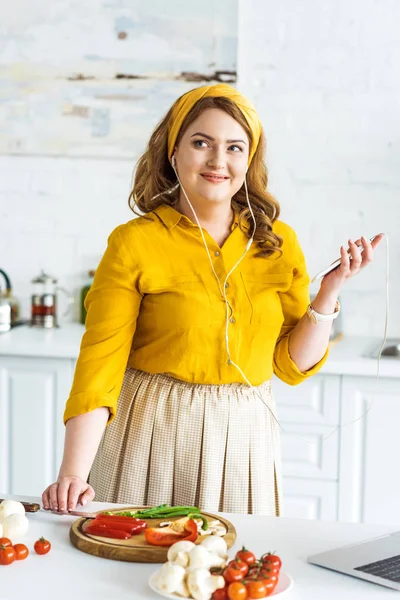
[88, 520, 144, 535]
[144, 518, 199, 547]
[94, 515, 147, 534]
[85, 524, 132, 540]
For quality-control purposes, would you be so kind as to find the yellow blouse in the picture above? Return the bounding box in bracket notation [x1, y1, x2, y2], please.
[64, 204, 328, 424]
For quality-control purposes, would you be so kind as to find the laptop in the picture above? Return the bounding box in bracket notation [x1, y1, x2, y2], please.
[308, 530, 400, 590]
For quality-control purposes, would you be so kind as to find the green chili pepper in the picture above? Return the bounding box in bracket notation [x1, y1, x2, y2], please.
[113, 504, 203, 520]
[188, 512, 209, 531]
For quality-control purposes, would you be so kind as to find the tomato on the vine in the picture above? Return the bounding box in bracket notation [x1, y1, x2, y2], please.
[0, 545, 16, 566]
[235, 547, 257, 566]
[13, 544, 29, 560]
[227, 581, 248, 600]
[212, 588, 228, 600]
[227, 559, 249, 577]
[34, 537, 51, 555]
[261, 552, 282, 570]
[260, 565, 280, 577]
[223, 564, 245, 584]
[244, 580, 267, 599]
[248, 566, 261, 577]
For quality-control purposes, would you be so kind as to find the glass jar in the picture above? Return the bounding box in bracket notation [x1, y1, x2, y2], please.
[31, 270, 73, 328]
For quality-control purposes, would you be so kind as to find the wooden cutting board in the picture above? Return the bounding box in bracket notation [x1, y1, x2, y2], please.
[70, 506, 237, 563]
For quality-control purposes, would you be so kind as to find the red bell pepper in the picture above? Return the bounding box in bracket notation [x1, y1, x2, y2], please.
[85, 524, 132, 540]
[94, 515, 147, 534]
[144, 518, 199, 547]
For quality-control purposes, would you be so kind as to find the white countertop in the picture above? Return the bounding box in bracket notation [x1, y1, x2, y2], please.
[0, 322, 85, 359]
[1, 323, 400, 378]
[0, 498, 398, 600]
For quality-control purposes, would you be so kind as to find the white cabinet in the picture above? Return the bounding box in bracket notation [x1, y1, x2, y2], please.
[338, 376, 400, 526]
[274, 375, 341, 521]
[282, 479, 337, 520]
[276, 373, 400, 525]
[1, 339, 399, 526]
[0, 356, 73, 496]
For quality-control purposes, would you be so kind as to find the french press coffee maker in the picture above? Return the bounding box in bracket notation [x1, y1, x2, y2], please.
[30, 270, 73, 328]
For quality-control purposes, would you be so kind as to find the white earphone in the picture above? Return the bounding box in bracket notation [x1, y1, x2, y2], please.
[171, 152, 257, 371]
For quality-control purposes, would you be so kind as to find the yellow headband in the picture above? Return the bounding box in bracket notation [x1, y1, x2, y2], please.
[167, 83, 262, 167]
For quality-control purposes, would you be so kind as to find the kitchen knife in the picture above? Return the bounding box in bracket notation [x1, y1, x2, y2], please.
[0, 499, 40, 512]
[0, 499, 97, 518]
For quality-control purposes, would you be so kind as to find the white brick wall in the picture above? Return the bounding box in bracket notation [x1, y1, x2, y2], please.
[0, 155, 133, 321]
[238, 0, 400, 337]
[1, 0, 399, 338]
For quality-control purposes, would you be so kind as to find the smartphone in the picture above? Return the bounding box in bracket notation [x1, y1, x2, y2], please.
[311, 235, 379, 283]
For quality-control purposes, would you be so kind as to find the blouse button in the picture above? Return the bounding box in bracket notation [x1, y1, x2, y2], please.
[224, 282, 229, 288]
[215, 251, 220, 257]
[229, 317, 236, 323]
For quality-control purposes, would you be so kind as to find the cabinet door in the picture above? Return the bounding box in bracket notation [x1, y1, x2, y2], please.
[274, 375, 341, 521]
[0, 357, 73, 496]
[274, 375, 340, 479]
[274, 374, 340, 426]
[281, 423, 339, 480]
[283, 478, 338, 520]
[338, 376, 400, 525]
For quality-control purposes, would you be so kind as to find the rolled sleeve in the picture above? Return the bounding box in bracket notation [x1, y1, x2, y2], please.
[273, 332, 329, 385]
[64, 225, 142, 424]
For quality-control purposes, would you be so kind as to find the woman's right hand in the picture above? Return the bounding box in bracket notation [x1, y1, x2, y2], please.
[42, 476, 95, 512]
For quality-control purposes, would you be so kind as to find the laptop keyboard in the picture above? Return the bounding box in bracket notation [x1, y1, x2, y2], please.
[355, 554, 400, 582]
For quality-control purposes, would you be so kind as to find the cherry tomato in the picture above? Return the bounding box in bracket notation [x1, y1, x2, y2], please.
[235, 547, 257, 566]
[13, 544, 29, 560]
[223, 564, 245, 584]
[262, 580, 276, 596]
[0, 545, 16, 566]
[212, 588, 228, 600]
[261, 553, 282, 570]
[228, 559, 249, 577]
[260, 565, 280, 577]
[0, 538, 12, 547]
[244, 580, 267, 599]
[34, 537, 51, 555]
[227, 582, 248, 600]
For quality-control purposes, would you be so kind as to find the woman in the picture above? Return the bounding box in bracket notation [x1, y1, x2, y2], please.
[42, 84, 382, 515]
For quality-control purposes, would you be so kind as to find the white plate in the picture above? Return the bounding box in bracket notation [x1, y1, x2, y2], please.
[149, 570, 293, 599]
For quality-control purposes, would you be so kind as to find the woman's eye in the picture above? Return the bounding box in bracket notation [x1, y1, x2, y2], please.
[193, 140, 208, 148]
[229, 145, 242, 152]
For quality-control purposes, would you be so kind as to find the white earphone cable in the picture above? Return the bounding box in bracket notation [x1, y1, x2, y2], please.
[172, 159, 389, 444]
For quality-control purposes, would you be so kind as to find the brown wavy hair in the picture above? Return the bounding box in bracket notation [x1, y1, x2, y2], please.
[129, 95, 282, 258]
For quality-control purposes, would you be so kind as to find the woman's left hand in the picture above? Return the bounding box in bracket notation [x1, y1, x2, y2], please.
[320, 233, 384, 292]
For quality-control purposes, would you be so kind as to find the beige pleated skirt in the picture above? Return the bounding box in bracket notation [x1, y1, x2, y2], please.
[89, 368, 282, 515]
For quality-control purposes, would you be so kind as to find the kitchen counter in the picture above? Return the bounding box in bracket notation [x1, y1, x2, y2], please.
[0, 498, 398, 600]
[0, 323, 399, 377]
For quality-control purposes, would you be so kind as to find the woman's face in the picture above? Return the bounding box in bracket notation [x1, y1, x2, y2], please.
[173, 108, 250, 207]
